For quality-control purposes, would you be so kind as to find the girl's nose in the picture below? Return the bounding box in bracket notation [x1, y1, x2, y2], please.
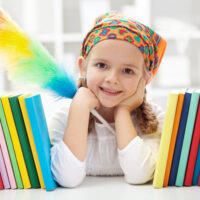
[105, 71, 119, 84]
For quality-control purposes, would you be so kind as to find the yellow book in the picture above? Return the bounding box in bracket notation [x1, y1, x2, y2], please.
[18, 94, 45, 189]
[1, 96, 31, 189]
[153, 92, 179, 188]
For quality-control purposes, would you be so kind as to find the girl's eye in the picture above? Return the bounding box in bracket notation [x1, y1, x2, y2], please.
[123, 68, 134, 74]
[96, 63, 107, 69]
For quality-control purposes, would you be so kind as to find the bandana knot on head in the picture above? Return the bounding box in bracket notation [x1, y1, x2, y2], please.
[80, 12, 167, 80]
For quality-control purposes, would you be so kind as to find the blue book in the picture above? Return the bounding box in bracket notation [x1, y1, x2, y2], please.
[192, 143, 200, 185]
[175, 92, 200, 186]
[25, 94, 57, 191]
[168, 92, 192, 186]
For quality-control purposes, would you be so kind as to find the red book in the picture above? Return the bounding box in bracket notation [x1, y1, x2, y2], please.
[0, 173, 4, 189]
[198, 174, 200, 186]
[184, 101, 200, 186]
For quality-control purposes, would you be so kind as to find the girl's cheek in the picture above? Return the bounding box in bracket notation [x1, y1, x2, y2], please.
[87, 70, 101, 89]
[125, 79, 139, 95]
[86, 75, 98, 91]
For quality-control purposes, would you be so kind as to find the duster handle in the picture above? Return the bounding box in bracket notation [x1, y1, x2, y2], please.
[90, 109, 116, 135]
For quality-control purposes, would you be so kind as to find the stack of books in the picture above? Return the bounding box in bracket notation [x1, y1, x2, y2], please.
[0, 94, 57, 191]
[153, 90, 200, 188]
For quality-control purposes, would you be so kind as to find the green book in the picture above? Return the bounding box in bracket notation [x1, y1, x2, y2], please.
[9, 95, 40, 188]
[0, 98, 23, 189]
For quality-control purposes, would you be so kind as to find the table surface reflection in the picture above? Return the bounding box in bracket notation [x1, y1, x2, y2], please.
[0, 176, 199, 200]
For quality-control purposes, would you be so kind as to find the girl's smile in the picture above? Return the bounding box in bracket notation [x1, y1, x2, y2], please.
[99, 86, 122, 96]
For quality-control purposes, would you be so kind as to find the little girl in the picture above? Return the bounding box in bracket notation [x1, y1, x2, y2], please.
[50, 12, 167, 188]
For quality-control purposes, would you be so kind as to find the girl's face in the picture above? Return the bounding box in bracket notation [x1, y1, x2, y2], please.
[78, 39, 147, 108]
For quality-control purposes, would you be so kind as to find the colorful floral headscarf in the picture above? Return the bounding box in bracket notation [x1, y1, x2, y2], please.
[81, 12, 167, 79]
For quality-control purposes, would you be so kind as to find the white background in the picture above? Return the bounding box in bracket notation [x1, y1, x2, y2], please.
[1, 0, 200, 110]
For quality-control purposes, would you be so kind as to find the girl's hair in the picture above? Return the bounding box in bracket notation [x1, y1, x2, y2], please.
[77, 74, 159, 134]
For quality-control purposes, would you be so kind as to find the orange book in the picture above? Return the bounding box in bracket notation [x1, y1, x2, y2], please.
[163, 93, 185, 186]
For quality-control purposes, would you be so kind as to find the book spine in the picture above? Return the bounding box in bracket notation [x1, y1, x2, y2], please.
[9, 96, 40, 188]
[0, 99, 23, 189]
[25, 95, 57, 191]
[1, 97, 31, 188]
[153, 93, 178, 188]
[0, 173, 3, 189]
[176, 92, 200, 186]
[169, 92, 191, 186]
[0, 146, 10, 189]
[192, 143, 200, 185]
[0, 122, 17, 189]
[18, 95, 45, 189]
[184, 100, 200, 185]
[163, 94, 184, 187]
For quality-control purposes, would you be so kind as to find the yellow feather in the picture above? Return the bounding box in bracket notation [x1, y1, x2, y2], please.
[0, 9, 33, 67]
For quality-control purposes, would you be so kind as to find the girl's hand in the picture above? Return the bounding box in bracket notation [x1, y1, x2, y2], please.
[72, 87, 100, 111]
[115, 78, 146, 113]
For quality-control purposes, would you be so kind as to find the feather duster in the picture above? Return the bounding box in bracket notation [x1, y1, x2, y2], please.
[0, 9, 115, 134]
[0, 9, 77, 98]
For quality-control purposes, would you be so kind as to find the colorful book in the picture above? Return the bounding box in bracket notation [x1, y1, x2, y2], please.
[9, 95, 40, 188]
[184, 99, 200, 186]
[153, 92, 179, 188]
[18, 94, 45, 189]
[192, 142, 200, 185]
[176, 92, 200, 186]
[163, 93, 185, 187]
[0, 145, 10, 189]
[1, 96, 31, 189]
[0, 173, 3, 189]
[25, 94, 57, 191]
[168, 92, 192, 186]
[0, 98, 23, 189]
[0, 121, 17, 189]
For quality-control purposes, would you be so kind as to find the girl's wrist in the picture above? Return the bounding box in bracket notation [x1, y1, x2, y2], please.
[114, 106, 130, 120]
[71, 100, 91, 114]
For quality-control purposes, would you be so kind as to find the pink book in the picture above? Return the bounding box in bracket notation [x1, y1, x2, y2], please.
[0, 145, 10, 189]
[0, 122, 16, 189]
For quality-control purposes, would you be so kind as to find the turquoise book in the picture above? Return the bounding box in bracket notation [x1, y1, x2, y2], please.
[175, 91, 200, 186]
[24, 94, 57, 191]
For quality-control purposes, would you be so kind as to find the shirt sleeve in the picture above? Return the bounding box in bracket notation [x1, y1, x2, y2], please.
[49, 100, 86, 188]
[117, 103, 165, 184]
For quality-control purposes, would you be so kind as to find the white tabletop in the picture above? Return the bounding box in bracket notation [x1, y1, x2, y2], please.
[0, 176, 199, 200]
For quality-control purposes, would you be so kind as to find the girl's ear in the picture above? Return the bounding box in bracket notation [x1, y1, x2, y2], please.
[145, 71, 153, 85]
[77, 56, 87, 77]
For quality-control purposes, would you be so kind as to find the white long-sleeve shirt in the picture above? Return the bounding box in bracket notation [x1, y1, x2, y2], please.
[50, 99, 165, 188]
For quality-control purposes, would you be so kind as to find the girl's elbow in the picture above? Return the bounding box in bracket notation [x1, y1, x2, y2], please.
[58, 172, 86, 188]
[51, 155, 86, 188]
[52, 166, 86, 188]
[124, 167, 154, 185]
[50, 142, 86, 188]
